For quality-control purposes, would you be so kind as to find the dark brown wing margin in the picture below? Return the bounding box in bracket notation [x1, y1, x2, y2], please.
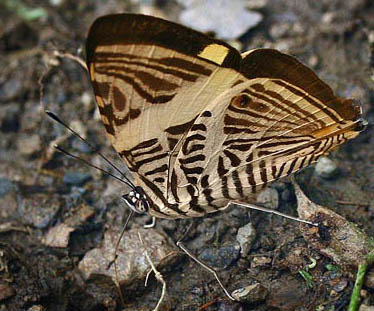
[86, 13, 241, 69]
[240, 49, 361, 121]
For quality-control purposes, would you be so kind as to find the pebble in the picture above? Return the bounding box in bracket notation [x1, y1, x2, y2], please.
[0, 76, 22, 101]
[199, 242, 241, 270]
[236, 222, 256, 256]
[78, 226, 175, 285]
[256, 187, 279, 209]
[42, 223, 75, 248]
[18, 193, 60, 229]
[270, 22, 291, 39]
[232, 282, 268, 303]
[63, 171, 92, 186]
[178, 0, 262, 40]
[314, 156, 338, 179]
[17, 134, 41, 156]
[0, 178, 15, 198]
[80, 91, 93, 109]
[331, 279, 348, 293]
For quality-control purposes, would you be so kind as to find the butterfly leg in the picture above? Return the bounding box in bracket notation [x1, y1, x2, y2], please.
[175, 241, 236, 301]
[144, 216, 157, 228]
[228, 200, 318, 227]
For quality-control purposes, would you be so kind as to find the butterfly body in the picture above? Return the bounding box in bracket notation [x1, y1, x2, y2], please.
[86, 14, 366, 219]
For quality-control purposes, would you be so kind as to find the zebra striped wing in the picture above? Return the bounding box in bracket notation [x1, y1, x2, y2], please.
[173, 76, 363, 216]
[171, 49, 364, 217]
[87, 14, 366, 219]
[86, 14, 246, 213]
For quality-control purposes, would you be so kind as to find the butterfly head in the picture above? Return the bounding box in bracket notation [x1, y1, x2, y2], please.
[121, 187, 149, 214]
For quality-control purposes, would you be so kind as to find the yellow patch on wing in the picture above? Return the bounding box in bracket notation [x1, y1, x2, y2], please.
[198, 43, 230, 65]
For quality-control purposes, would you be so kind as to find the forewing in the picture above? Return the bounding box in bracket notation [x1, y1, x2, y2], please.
[86, 14, 243, 206]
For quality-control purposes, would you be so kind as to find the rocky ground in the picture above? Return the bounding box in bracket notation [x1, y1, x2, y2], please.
[0, 0, 373, 310]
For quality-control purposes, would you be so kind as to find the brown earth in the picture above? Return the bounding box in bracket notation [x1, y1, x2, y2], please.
[0, 0, 373, 310]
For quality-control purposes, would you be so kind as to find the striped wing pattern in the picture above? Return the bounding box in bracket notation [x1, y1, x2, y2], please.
[173, 78, 362, 217]
[87, 14, 365, 219]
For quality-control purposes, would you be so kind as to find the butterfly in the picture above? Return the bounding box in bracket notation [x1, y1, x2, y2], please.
[85, 13, 366, 220]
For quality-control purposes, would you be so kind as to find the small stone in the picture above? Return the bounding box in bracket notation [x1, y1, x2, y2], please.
[27, 306, 45, 311]
[269, 22, 291, 39]
[179, 0, 262, 40]
[63, 171, 92, 186]
[308, 55, 319, 68]
[42, 223, 75, 248]
[236, 222, 256, 256]
[18, 194, 60, 229]
[256, 188, 279, 209]
[80, 92, 93, 109]
[199, 243, 241, 270]
[17, 134, 41, 156]
[331, 279, 348, 293]
[0, 178, 15, 198]
[0, 76, 22, 101]
[232, 282, 268, 303]
[79, 226, 175, 286]
[314, 156, 338, 179]
[0, 283, 15, 301]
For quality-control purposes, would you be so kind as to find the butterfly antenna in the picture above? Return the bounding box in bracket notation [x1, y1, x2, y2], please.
[46, 110, 135, 189]
[53, 144, 134, 189]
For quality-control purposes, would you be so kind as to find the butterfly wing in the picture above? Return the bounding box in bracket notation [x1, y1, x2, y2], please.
[86, 14, 248, 214]
[172, 49, 364, 215]
[87, 15, 365, 219]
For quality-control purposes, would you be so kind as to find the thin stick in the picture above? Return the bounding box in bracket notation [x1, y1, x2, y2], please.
[336, 200, 369, 207]
[138, 232, 167, 311]
[53, 50, 88, 71]
[176, 241, 235, 301]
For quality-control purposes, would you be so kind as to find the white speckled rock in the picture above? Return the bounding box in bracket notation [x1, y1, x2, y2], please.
[236, 222, 256, 256]
[314, 156, 338, 179]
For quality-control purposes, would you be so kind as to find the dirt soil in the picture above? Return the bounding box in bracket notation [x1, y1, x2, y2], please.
[0, 1, 373, 310]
